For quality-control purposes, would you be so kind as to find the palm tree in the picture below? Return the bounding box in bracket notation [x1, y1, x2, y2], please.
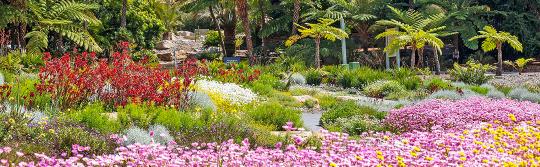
[291, 0, 301, 35]
[469, 25, 523, 76]
[285, 18, 349, 68]
[121, 0, 127, 28]
[235, 0, 254, 64]
[153, 0, 184, 40]
[375, 5, 449, 69]
[23, 0, 102, 53]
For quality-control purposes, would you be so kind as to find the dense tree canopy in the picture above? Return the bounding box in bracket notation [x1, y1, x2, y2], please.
[0, 0, 538, 64]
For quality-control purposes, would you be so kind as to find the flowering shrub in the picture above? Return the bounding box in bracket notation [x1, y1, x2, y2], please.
[36, 43, 206, 109]
[385, 97, 540, 132]
[6, 119, 540, 166]
[196, 79, 257, 105]
[206, 62, 260, 84]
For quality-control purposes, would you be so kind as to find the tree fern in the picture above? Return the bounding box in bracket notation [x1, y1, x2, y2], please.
[469, 25, 523, 76]
[24, 0, 102, 52]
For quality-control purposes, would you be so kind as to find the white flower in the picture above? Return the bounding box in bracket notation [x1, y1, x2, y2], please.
[196, 80, 257, 105]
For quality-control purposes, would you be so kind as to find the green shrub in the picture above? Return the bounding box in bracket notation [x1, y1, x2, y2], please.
[329, 115, 386, 135]
[390, 68, 421, 90]
[53, 126, 115, 156]
[338, 67, 390, 88]
[320, 100, 384, 126]
[72, 103, 121, 134]
[154, 109, 204, 132]
[19, 52, 44, 72]
[362, 80, 406, 98]
[117, 103, 163, 129]
[203, 30, 222, 47]
[469, 85, 490, 95]
[321, 65, 347, 84]
[246, 102, 303, 130]
[423, 77, 453, 92]
[316, 95, 339, 109]
[304, 69, 323, 86]
[449, 60, 495, 85]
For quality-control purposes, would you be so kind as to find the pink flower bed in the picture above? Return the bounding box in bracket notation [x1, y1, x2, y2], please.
[3, 122, 539, 166]
[385, 97, 540, 132]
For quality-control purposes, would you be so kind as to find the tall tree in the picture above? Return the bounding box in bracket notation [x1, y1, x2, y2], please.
[153, 0, 184, 40]
[183, 0, 237, 57]
[121, 0, 127, 28]
[306, 0, 385, 53]
[469, 25, 523, 76]
[376, 6, 449, 69]
[291, 0, 301, 35]
[285, 18, 349, 68]
[418, 0, 490, 62]
[236, 0, 254, 64]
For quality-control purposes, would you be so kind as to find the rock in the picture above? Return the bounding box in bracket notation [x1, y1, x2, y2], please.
[177, 31, 194, 38]
[156, 40, 175, 50]
[293, 95, 319, 104]
[157, 50, 188, 61]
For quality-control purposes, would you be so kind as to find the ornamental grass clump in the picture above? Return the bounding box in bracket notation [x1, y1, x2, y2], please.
[385, 97, 540, 132]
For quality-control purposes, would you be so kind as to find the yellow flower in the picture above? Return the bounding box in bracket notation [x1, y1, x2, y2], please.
[48, 129, 55, 134]
[329, 162, 337, 167]
[413, 146, 421, 152]
[410, 151, 417, 157]
[355, 155, 363, 161]
[482, 159, 489, 163]
[460, 157, 467, 161]
[508, 113, 517, 122]
[425, 156, 433, 161]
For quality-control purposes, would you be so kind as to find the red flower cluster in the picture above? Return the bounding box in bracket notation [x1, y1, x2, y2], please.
[213, 64, 260, 84]
[37, 43, 206, 109]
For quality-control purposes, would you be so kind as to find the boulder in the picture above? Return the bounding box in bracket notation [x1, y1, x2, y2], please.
[156, 40, 175, 50]
[157, 50, 188, 61]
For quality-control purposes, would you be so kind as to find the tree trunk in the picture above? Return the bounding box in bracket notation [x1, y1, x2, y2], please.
[291, 0, 301, 35]
[223, 23, 236, 57]
[410, 47, 416, 69]
[452, 34, 460, 63]
[417, 47, 424, 68]
[315, 37, 321, 68]
[258, 0, 267, 58]
[209, 6, 227, 57]
[408, 0, 414, 9]
[236, 0, 254, 65]
[434, 49, 441, 75]
[496, 43, 503, 76]
[121, 0, 127, 28]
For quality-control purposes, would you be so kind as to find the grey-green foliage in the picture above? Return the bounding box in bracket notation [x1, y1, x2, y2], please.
[189, 91, 217, 111]
[463, 89, 482, 98]
[124, 126, 152, 145]
[508, 88, 531, 100]
[451, 82, 468, 89]
[148, 125, 174, 145]
[289, 73, 306, 85]
[486, 90, 506, 99]
[0, 72, 3, 85]
[428, 90, 462, 100]
[479, 84, 497, 91]
[28, 111, 48, 126]
[508, 88, 540, 103]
